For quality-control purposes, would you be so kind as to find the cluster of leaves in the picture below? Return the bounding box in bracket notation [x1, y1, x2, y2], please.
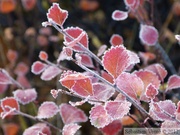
[0, 1, 180, 135]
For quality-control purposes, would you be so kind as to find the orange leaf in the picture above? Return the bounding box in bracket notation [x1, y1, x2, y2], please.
[0, 0, 16, 13]
[2, 123, 19, 135]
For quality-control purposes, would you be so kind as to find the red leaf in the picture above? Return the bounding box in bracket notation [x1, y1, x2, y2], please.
[139, 24, 159, 46]
[37, 102, 59, 119]
[0, 84, 8, 94]
[21, 0, 36, 11]
[0, 69, 13, 84]
[78, 54, 94, 68]
[59, 103, 87, 124]
[101, 71, 114, 84]
[124, 0, 140, 10]
[116, 72, 144, 99]
[60, 72, 93, 97]
[62, 123, 81, 135]
[145, 63, 167, 82]
[41, 66, 61, 81]
[102, 46, 130, 78]
[124, 0, 136, 6]
[89, 104, 112, 128]
[166, 75, 180, 91]
[145, 84, 158, 99]
[110, 34, 124, 46]
[64, 27, 89, 52]
[23, 123, 51, 135]
[112, 10, 128, 21]
[149, 100, 176, 121]
[47, 3, 68, 26]
[0, 97, 19, 119]
[100, 120, 122, 135]
[14, 62, 29, 76]
[31, 61, 47, 75]
[6, 49, 18, 63]
[13, 88, 37, 105]
[105, 101, 131, 120]
[39, 51, 48, 61]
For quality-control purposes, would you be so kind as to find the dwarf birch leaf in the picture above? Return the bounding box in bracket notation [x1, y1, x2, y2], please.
[31, 61, 47, 75]
[23, 123, 51, 135]
[112, 10, 128, 21]
[0, 69, 13, 84]
[127, 51, 140, 65]
[64, 27, 89, 52]
[102, 46, 130, 79]
[89, 104, 112, 128]
[145, 63, 167, 82]
[97, 45, 107, 57]
[116, 72, 144, 99]
[100, 120, 122, 135]
[166, 75, 180, 91]
[47, 3, 68, 26]
[37, 102, 58, 119]
[62, 123, 81, 135]
[145, 84, 158, 99]
[78, 54, 94, 68]
[124, 0, 136, 6]
[60, 73, 93, 97]
[101, 71, 114, 84]
[105, 101, 131, 120]
[41, 66, 61, 81]
[13, 88, 37, 105]
[110, 34, 124, 46]
[139, 25, 159, 46]
[59, 103, 87, 124]
[39, 51, 48, 61]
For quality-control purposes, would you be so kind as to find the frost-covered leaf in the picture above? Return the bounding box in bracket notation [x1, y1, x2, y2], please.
[166, 75, 180, 91]
[23, 123, 51, 135]
[0, 97, 19, 119]
[60, 72, 93, 97]
[78, 54, 94, 68]
[59, 103, 87, 124]
[161, 120, 180, 134]
[110, 34, 124, 46]
[112, 10, 128, 21]
[139, 25, 159, 46]
[31, 61, 47, 75]
[64, 27, 89, 52]
[62, 123, 81, 135]
[127, 51, 140, 65]
[145, 84, 158, 99]
[105, 101, 131, 120]
[39, 51, 48, 61]
[97, 45, 107, 57]
[0, 69, 13, 84]
[149, 100, 176, 121]
[13, 88, 37, 105]
[41, 66, 61, 81]
[101, 71, 114, 84]
[116, 72, 144, 99]
[89, 104, 112, 128]
[50, 89, 59, 99]
[102, 46, 130, 78]
[145, 63, 167, 82]
[47, 3, 68, 26]
[124, 0, 140, 9]
[100, 120, 122, 135]
[37, 101, 59, 119]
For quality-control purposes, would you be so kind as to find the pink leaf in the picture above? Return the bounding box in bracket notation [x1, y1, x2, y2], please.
[41, 66, 61, 81]
[101, 71, 114, 84]
[47, 3, 68, 26]
[138, 52, 156, 65]
[149, 100, 176, 121]
[112, 10, 128, 21]
[100, 120, 122, 135]
[60, 72, 93, 97]
[124, 0, 136, 6]
[145, 63, 167, 82]
[0, 84, 8, 94]
[17, 75, 31, 88]
[89, 83, 115, 104]
[145, 84, 158, 99]
[166, 75, 180, 91]
[64, 27, 89, 52]
[13, 88, 37, 105]
[161, 120, 180, 134]
[102, 46, 130, 78]
[50, 89, 59, 99]
[89, 104, 112, 128]
[37, 102, 59, 119]
[116, 72, 144, 99]
[78, 54, 94, 68]
[23, 123, 51, 135]
[97, 45, 107, 57]
[110, 34, 124, 46]
[139, 24, 159, 46]
[124, 0, 140, 10]
[105, 101, 131, 120]
[31, 61, 47, 75]
[0, 97, 19, 119]
[62, 123, 81, 135]
[39, 51, 48, 61]
[59, 103, 87, 124]
[58, 47, 73, 61]
[14, 62, 29, 76]
[127, 51, 140, 65]
[0, 69, 13, 84]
